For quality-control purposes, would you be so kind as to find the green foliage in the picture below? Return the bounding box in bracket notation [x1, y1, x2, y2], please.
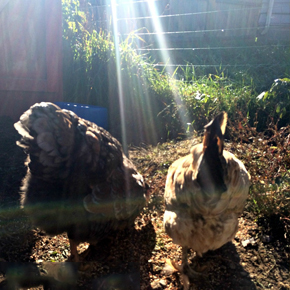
[61, 1, 290, 145]
[62, 0, 115, 107]
[172, 42, 290, 92]
[256, 78, 290, 130]
[62, 0, 176, 144]
[229, 123, 290, 218]
[157, 72, 256, 138]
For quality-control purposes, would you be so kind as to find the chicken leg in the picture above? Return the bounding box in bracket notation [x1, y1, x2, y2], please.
[69, 239, 80, 263]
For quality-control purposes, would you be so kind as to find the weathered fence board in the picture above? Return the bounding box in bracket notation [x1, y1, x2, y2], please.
[0, 0, 63, 120]
[85, 0, 289, 42]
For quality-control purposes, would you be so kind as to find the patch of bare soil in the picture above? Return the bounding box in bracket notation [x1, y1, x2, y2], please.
[0, 117, 289, 290]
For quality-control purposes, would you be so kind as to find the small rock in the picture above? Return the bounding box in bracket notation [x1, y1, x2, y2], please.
[151, 280, 162, 290]
[159, 279, 167, 286]
[261, 235, 272, 243]
[242, 238, 256, 247]
[153, 265, 163, 272]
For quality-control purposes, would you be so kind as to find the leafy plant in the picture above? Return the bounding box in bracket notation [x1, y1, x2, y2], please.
[62, 0, 178, 144]
[227, 115, 290, 218]
[256, 78, 290, 130]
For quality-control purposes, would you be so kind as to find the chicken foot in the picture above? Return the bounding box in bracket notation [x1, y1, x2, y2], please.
[163, 246, 204, 290]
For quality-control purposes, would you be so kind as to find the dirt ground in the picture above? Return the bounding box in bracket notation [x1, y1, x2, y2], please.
[0, 116, 289, 290]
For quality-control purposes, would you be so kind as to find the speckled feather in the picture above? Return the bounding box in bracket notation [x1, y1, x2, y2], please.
[14, 102, 148, 255]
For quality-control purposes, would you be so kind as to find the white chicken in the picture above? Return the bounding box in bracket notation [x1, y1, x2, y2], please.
[163, 112, 250, 289]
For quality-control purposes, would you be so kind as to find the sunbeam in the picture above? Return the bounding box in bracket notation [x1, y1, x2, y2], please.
[146, 0, 190, 133]
[111, 0, 128, 154]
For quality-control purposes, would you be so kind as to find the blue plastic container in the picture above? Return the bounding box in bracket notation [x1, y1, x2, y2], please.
[55, 102, 108, 130]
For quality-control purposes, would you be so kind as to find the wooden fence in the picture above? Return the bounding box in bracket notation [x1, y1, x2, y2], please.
[258, 0, 290, 40]
[79, 0, 290, 69]
[85, 0, 290, 41]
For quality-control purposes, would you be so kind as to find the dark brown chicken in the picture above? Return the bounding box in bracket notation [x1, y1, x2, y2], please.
[163, 112, 250, 289]
[14, 102, 149, 262]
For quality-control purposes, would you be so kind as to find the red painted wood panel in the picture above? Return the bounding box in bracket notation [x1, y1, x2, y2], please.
[0, 0, 62, 119]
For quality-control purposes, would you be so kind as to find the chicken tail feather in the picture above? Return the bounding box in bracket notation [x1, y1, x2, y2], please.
[203, 111, 227, 154]
[197, 111, 228, 196]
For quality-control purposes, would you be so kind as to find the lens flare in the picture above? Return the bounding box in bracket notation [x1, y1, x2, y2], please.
[111, 0, 128, 153]
[111, 0, 190, 145]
